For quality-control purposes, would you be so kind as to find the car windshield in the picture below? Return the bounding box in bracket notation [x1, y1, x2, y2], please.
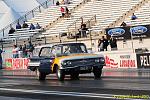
[52, 44, 87, 55]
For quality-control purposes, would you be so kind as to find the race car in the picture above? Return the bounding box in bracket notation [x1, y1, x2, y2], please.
[28, 43, 105, 81]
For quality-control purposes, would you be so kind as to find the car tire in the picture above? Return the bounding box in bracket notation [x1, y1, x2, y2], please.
[56, 67, 65, 81]
[36, 69, 46, 80]
[93, 67, 102, 79]
[70, 72, 79, 80]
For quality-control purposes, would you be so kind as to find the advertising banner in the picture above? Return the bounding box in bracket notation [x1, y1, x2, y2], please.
[5, 58, 13, 70]
[136, 53, 150, 68]
[5, 58, 29, 70]
[105, 24, 150, 40]
[96, 52, 137, 69]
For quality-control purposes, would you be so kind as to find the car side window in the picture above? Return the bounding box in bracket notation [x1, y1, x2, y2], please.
[40, 47, 51, 57]
[80, 45, 87, 53]
[33, 48, 40, 56]
[51, 46, 62, 55]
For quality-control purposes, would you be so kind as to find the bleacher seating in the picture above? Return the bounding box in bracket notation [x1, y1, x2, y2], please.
[124, 0, 150, 26]
[39, 0, 143, 38]
[2, 28, 43, 42]
[1, 0, 148, 49]
[27, 0, 84, 28]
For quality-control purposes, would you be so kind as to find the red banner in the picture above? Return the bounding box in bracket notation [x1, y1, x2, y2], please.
[5, 58, 29, 70]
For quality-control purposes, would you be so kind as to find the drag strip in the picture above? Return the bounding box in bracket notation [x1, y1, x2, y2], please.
[0, 87, 149, 100]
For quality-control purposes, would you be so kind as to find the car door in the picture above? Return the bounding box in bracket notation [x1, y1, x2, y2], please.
[28, 47, 52, 71]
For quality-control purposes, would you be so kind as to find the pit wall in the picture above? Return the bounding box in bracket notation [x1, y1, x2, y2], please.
[2, 37, 150, 70]
[4, 51, 150, 70]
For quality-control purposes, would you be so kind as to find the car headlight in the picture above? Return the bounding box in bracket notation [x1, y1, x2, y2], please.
[95, 58, 105, 63]
[95, 59, 100, 62]
[100, 58, 105, 62]
[62, 61, 67, 65]
[66, 61, 72, 65]
[62, 61, 72, 65]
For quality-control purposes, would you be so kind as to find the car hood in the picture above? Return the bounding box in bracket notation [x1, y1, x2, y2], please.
[57, 53, 103, 61]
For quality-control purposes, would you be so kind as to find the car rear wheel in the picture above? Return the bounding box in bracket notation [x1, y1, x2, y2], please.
[36, 69, 46, 80]
[93, 67, 102, 79]
[56, 67, 65, 81]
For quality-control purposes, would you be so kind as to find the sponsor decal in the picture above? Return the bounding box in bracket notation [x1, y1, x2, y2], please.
[105, 55, 118, 68]
[140, 55, 150, 67]
[107, 28, 125, 36]
[130, 26, 147, 35]
[120, 60, 136, 68]
[5, 58, 29, 70]
[120, 55, 136, 68]
[136, 53, 150, 68]
[5, 59, 13, 70]
[102, 54, 137, 69]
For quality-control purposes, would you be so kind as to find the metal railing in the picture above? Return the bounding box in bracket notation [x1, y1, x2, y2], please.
[0, 0, 55, 38]
[67, 15, 96, 36]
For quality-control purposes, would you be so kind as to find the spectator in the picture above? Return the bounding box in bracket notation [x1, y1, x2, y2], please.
[56, 1, 60, 6]
[18, 45, 23, 58]
[27, 41, 34, 57]
[101, 36, 109, 51]
[12, 45, 19, 58]
[78, 17, 88, 37]
[16, 22, 21, 29]
[22, 21, 28, 28]
[22, 44, 28, 58]
[0, 48, 3, 69]
[80, 24, 88, 37]
[131, 13, 137, 20]
[61, 0, 65, 5]
[35, 23, 41, 29]
[65, 6, 69, 18]
[109, 37, 117, 51]
[8, 27, 15, 34]
[98, 39, 104, 51]
[120, 21, 127, 27]
[60, 7, 65, 17]
[29, 23, 35, 30]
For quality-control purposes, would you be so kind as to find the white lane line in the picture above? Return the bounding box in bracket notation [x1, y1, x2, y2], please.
[0, 96, 39, 100]
[0, 88, 140, 100]
[0, 83, 21, 87]
[0, 83, 21, 85]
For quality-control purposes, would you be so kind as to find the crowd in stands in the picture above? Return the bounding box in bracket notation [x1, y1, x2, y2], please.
[8, 21, 41, 34]
[12, 41, 35, 58]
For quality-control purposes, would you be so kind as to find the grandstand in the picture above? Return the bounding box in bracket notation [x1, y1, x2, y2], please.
[0, 0, 150, 57]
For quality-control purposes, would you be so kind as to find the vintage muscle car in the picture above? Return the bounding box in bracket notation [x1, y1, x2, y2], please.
[28, 43, 105, 81]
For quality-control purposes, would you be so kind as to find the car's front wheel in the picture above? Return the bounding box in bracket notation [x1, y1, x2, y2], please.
[56, 67, 65, 81]
[36, 69, 46, 80]
[93, 67, 102, 79]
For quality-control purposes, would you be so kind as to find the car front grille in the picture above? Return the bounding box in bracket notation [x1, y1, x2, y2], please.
[68, 58, 96, 67]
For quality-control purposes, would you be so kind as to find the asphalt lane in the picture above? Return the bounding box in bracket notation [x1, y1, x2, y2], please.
[0, 74, 150, 100]
[0, 69, 150, 100]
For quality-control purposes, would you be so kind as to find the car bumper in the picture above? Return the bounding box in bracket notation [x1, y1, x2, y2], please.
[61, 64, 104, 74]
